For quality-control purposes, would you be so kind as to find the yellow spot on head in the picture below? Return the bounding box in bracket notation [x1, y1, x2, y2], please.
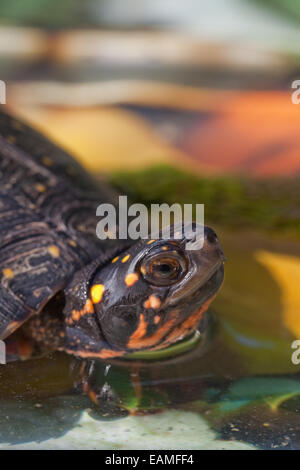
[91, 284, 105, 303]
[147, 239, 155, 245]
[2, 268, 14, 279]
[122, 254, 130, 263]
[48, 245, 60, 258]
[140, 266, 146, 276]
[35, 183, 46, 193]
[125, 272, 139, 287]
[112, 256, 119, 263]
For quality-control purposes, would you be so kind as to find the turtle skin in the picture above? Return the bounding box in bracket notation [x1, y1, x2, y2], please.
[0, 109, 119, 340]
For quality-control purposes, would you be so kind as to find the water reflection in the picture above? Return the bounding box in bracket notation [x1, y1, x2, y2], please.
[0, 229, 299, 449]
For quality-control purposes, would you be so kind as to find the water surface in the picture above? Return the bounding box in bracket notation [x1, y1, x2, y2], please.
[0, 229, 299, 449]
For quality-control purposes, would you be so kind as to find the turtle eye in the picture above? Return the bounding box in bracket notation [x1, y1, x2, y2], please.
[141, 251, 187, 286]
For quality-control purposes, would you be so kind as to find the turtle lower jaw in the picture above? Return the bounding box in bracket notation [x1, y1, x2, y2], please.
[123, 330, 201, 361]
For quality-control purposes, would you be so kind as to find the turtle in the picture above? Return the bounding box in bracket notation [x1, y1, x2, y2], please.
[0, 109, 225, 362]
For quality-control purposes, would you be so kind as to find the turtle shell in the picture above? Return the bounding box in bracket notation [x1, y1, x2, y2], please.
[0, 109, 119, 339]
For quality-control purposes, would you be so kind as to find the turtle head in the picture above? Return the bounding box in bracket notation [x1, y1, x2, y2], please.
[87, 223, 225, 355]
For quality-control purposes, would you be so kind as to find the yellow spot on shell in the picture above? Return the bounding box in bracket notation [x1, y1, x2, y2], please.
[154, 315, 160, 324]
[69, 240, 77, 247]
[2, 268, 14, 279]
[122, 254, 130, 263]
[147, 239, 155, 245]
[91, 284, 105, 303]
[162, 246, 168, 251]
[48, 245, 60, 258]
[125, 272, 139, 287]
[35, 183, 46, 193]
[112, 256, 119, 263]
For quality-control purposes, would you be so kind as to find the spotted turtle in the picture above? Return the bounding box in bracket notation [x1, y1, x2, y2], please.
[0, 109, 225, 361]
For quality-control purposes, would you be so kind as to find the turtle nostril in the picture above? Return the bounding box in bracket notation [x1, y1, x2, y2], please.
[205, 227, 218, 244]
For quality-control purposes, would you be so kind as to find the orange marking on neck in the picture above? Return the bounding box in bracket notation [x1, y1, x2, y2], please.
[65, 348, 125, 359]
[128, 311, 178, 350]
[143, 295, 161, 309]
[163, 296, 215, 346]
[71, 299, 95, 321]
[100, 349, 125, 358]
[128, 314, 148, 346]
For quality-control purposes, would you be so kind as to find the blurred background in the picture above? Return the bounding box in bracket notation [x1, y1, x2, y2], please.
[1, 0, 300, 371]
[1, 0, 300, 174]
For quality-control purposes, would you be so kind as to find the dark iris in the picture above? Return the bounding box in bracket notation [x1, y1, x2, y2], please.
[151, 258, 180, 279]
[140, 250, 187, 286]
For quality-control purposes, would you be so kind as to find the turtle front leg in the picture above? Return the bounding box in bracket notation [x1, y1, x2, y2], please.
[21, 292, 67, 355]
[76, 360, 128, 418]
[4, 330, 35, 362]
